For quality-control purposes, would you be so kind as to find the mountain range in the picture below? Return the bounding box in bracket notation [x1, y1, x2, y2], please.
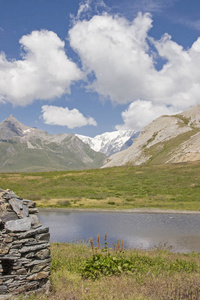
[76, 130, 140, 156]
[0, 115, 107, 172]
[1, 105, 200, 172]
[103, 105, 200, 168]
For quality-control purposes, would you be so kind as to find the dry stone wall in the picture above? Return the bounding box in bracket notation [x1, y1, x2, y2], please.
[0, 188, 51, 296]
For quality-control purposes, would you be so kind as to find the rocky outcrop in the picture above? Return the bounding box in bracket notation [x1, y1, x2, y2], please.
[103, 105, 200, 167]
[0, 188, 51, 296]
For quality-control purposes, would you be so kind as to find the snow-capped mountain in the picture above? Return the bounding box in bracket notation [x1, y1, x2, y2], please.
[76, 130, 140, 156]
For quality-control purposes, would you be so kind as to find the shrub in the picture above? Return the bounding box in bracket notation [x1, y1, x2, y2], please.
[108, 201, 115, 205]
[57, 200, 71, 207]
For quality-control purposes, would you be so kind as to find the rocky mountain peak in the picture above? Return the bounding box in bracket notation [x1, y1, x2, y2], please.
[102, 105, 200, 168]
[0, 115, 30, 139]
[179, 104, 200, 128]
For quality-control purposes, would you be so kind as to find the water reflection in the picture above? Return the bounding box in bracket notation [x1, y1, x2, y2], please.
[39, 210, 200, 253]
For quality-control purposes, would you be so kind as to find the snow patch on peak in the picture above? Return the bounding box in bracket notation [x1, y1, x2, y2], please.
[76, 130, 140, 156]
[23, 129, 32, 134]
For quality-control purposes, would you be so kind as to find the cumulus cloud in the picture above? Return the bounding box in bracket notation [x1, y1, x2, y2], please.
[69, 12, 200, 112]
[0, 30, 83, 106]
[41, 105, 97, 129]
[116, 100, 180, 131]
[69, 13, 154, 104]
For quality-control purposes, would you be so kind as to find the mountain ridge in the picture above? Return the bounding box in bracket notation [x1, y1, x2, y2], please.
[103, 105, 200, 168]
[0, 115, 107, 172]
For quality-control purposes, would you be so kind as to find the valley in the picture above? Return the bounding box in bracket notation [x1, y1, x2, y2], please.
[0, 161, 199, 211]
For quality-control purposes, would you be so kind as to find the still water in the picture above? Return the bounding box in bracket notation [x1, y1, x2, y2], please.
[39, 210, 200, 253]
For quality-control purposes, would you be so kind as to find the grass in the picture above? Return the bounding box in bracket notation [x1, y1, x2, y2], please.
[20, 242, 200, 300]
[0, 161, 200, 210]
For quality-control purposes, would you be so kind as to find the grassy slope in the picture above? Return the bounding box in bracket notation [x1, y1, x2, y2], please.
[144, 128, 199, 165]
[0, 137, 106, 172]
[22, 243, 200, 300]
[0, 161, 199, 211]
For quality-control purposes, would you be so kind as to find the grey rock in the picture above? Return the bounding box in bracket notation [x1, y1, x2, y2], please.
[24, 252, 35, 259]
[1, 211, 18, 223]
[13, 238, 34, 245]
[31, 262, 47, 273]
[36, 232, 50, 242]
[8, 249, 21, 258]
[3, 192, 18, 200]
[28, 208, 39, 214]
[3, 236, 13, 243]
[23, 199, 35, 208]
[27, 271, 50, 281]
[29, 214, 42, 229]
[16, 268, 27, 275]
[0, 187, 51, 295]
[35, 249, 50, 260]
[24, 257, 51, 267]
[5, 217, 32, 232]
[0, 243, 10, 254]
[0, 285, 7, 294]
[9, 198, 29, 218]
[17, 227, 49, 239]
[11, 282, 38, 294]
[24, 240, 47, 246]
[19, 243, 50, 253]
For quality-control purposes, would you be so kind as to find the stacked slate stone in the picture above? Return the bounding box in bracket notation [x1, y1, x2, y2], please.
[0, 188, 51, 296]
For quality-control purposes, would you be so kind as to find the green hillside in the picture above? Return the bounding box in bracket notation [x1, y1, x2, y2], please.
[0, 136, 106, 172]
[0, 116, 107, 172]
[0, 161, 199, 211]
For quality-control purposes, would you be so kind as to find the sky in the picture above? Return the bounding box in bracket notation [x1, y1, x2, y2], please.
[0, 0, 200, 137]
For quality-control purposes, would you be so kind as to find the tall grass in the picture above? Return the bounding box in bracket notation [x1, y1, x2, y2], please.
[23, 242, 200, 300]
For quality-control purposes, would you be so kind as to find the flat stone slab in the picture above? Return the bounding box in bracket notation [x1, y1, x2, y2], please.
[5, 218, 32, 232]
[1, 211, 18, 223]
[29, 214, 42, 229]
[23, 199, 35, 208]
[9, 198, 29, 218]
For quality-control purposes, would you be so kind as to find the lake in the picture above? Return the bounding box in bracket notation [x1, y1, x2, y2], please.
[39, 210, 200, 253]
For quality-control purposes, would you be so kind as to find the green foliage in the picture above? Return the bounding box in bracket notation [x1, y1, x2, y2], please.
[0, 161, 200, 210]
[81, 234, 198, 280]
[82, 253, 131, 279]
[107, 201, 116, 205]
[81, 251, 198, 280]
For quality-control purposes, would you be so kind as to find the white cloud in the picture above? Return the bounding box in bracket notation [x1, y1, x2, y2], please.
[0, 30, 83, 106]
[72, 0, 107, 22]
[41, 105, 97, 129]
[69, 12, 153, 104]
[131, 0, 177, 13]
[69, 12, 200, 112]
[77, 0, 92, 19]
[116, 100, 180, 131]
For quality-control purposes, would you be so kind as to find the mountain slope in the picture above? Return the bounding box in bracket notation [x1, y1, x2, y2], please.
[76, 130, 140, 156]
[0, 116, 107, 172]
[103, 105, 200, 168]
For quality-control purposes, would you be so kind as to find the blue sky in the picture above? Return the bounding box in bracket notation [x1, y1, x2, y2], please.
[0, 0, 200, 137]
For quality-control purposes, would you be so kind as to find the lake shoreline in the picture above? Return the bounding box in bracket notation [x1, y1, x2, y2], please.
[38, 207, 200, 214]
